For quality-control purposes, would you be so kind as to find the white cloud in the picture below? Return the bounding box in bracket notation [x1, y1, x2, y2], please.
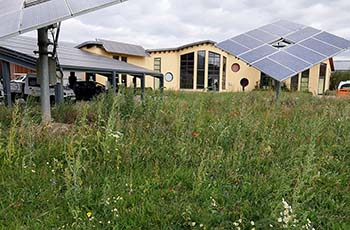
[26, 0, 350, 58]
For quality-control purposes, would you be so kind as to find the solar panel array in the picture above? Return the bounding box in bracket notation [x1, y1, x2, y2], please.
[217, 20, 350, 81]
[0, 0, 127, 40]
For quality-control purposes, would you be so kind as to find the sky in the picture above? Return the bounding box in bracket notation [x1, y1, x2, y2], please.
[28, 0, 350, 59]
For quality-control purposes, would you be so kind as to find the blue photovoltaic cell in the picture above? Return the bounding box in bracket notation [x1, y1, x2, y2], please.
[314, 32, 350, 49]
[21, 0, 71, 31]
[231, 34, 264, 49]
[272, 20, 304, 31]
[258, 24, 293, 37]
[253, 58, 295, 81]
[66, 0, 122, 15]
[246, 29, 279, 43]
[286, 27, 321, 43]
[0, 0, 125, 40]
[286, 44, 326, 64]
[269, 51, 310, 72]
[217, 40, 250, 56]
[0, 11, 21, 39]
[239, 45, 278, 63]
[300, 38, 341, 57]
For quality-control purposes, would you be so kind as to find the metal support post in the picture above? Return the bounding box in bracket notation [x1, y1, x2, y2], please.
[159, 75, 164, 93]
[55, 82, 64, 104]
[276, 81, 281, 102]
[112, 71, 117, 93]
[133, 76, 137, 95]
[141, 74, 145, 101]
[38, 27, 51, 122]
[1, 61, 12, 107]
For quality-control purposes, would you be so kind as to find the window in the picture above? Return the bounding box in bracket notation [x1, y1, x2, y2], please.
[300, 69, 310, 92]
[28, 76, 39, 87]
[154, 58, 161, 73]
[260, 72, 275, 89]
[318, 63, 327, 95]
[340, 84, 350, 89]
[231, 63, 240, 72]
[222, 56, 227, 90]
[290, 75, 299, 91]
[113, 56, 120, 60]
[240, 78, 249, 91]
[180, 52, 195, 89]
[208, 52, 221, 91]
[121, 57, 128, 86]
[165, 72, 174, 82]
[197, 51, 205, 89]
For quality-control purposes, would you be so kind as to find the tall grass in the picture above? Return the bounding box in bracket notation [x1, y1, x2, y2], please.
[0, 91, 349, 229]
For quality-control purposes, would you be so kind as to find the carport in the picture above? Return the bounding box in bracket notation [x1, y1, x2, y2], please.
[0, 36, 164, 107]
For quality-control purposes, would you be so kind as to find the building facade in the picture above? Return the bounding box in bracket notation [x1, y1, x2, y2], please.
[79, 39, 333, 95]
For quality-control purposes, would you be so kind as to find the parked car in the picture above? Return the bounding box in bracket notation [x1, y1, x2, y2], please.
[336, 80, 350, 97]
[72, 81, 106, 101]
[10, 74, 76, 101]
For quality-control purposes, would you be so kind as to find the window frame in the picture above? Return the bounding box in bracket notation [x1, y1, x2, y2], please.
[222, 56, 227, 90]
[196, 51, 206, 89]
[300, 69, 310, 92]
[208, 51, 221, 91]
[180, 52, 195, 89]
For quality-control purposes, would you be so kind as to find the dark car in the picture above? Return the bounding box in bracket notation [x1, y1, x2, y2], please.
[72, 81, 106, 101]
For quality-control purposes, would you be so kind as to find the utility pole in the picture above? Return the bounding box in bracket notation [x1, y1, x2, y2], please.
[37, 27, 51, 123]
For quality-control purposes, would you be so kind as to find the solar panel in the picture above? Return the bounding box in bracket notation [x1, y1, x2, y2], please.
[258, 23, 293, 37]
[217, 40, 250, 56]
[21, 0, 71, 31]
[300, 38, 341, 57]
[231, 34, 264, 49]
[272, 20, 304, 31]
[286, 27, 321, 43]
[246, 29, 280, 43]
[269, 51, 310, 72]
[218, 20, 350, 82]
[285, 45, 326, 64]
[253, 58, 295, 81]
[0, 0, 126, 40]
[239, 45, 278, 63]
[314, 32, 350, 49]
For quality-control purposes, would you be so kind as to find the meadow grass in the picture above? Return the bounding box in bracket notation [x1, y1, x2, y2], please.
[0, 91, 349, 229]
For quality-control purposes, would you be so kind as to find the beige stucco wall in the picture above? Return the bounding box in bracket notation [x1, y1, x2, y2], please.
[147, 43, 262, 92]
[81, 43, 332, 95]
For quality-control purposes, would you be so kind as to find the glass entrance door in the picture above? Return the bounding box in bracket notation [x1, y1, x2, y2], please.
[208, 52, 220, 91]
[318, 76, 325, 95]
[318, 63, 327, 95]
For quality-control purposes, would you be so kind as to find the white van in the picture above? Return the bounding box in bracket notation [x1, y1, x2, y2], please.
[10, 74, 76, 101]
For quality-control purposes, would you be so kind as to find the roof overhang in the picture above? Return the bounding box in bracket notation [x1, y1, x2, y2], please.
[0, 36, 163, 78]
